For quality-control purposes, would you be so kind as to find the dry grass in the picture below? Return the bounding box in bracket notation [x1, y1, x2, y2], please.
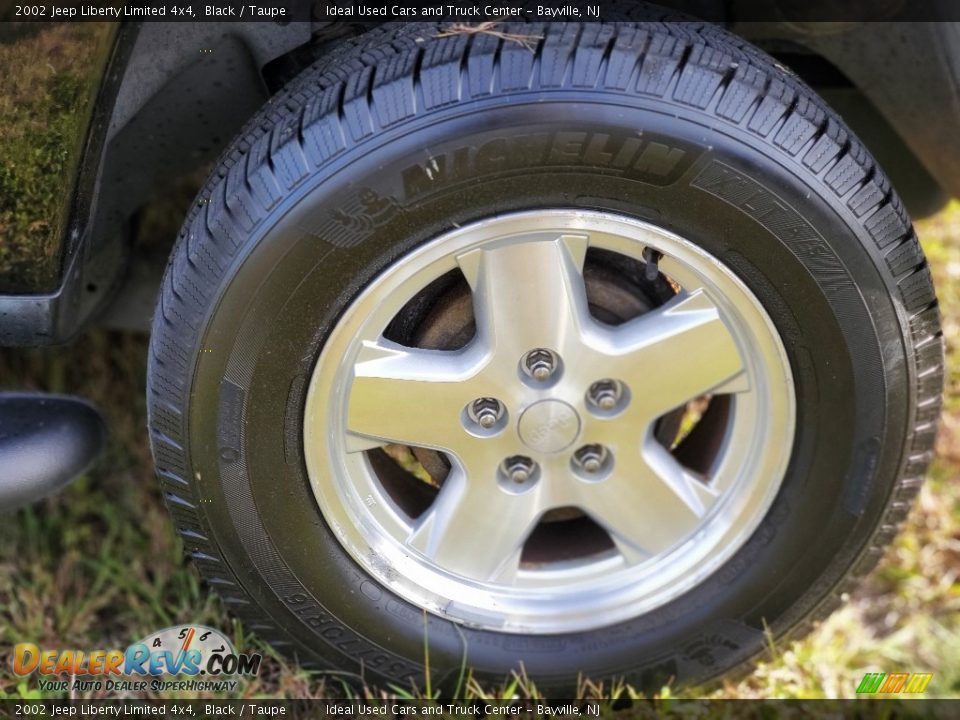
[435, 22, 542, 51]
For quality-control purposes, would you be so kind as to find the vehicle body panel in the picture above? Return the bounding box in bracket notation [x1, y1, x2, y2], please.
[0, 22, 115, 295]
[0, 20, 307, 345]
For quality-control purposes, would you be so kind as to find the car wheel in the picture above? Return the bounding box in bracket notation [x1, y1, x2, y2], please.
[147, 20, 942, 692]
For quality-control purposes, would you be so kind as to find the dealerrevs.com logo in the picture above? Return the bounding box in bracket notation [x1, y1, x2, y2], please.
[13, 625, 262, 693]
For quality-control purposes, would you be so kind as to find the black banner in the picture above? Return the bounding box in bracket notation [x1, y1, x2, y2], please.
[0, 699, 958, 719]
[5, 0, 960, 23]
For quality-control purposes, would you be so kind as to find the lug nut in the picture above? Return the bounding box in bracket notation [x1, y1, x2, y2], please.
[573, 444, 610, 475]
[501, 456, 537, 484]
[523, 348, 559, 382]
[582, 456, 602, 473]
[468, 398, 504, 430]
[587, 379, 627, 413]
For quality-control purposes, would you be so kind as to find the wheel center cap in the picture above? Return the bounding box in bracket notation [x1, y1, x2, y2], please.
[518, 400, 581, 454]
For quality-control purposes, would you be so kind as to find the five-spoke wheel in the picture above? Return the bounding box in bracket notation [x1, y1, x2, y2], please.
[304, 210, 795, 633]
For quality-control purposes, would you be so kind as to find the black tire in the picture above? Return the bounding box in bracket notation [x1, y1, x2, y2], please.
[147, 20, 943, 693]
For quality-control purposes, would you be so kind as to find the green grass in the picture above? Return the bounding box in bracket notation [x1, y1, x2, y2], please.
[0, 201, 957, 701]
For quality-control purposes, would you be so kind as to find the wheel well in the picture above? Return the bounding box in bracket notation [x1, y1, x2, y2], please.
[748, 40, 947, 218]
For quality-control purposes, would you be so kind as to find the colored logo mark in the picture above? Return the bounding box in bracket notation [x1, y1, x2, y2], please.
[856, 672, 933, 694]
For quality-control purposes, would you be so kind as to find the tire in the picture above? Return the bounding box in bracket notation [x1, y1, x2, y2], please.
[147, 20, 943, 693]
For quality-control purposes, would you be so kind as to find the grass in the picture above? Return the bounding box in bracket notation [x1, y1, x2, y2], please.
[0, 196, 957, 701]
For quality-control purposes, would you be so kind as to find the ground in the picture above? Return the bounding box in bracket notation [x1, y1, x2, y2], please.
[0, 197, 957, 701]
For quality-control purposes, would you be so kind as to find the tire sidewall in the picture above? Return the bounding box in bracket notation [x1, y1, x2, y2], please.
[184, 94, 910, 689]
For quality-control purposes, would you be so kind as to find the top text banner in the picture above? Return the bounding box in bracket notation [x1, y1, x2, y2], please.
[5, 0, 960, 23]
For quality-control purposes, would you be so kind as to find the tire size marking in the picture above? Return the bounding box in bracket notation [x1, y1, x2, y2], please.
[692, 160, 852, 293]
[282, 593, 421, 682]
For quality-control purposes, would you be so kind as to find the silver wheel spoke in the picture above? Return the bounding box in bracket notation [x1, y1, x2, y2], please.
[457, 235, 591, 361]
[578, 443, 718, 559]
[407, 468, 543, 582]
[346, 339, 482, 451]
[601, 289, 747, 417]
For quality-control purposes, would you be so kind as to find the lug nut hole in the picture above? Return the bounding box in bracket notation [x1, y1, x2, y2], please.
[586, 379, 629, 416]
[463, 397, 508, 436]
[498, 455, 540, 492]
[571, 444, 613, 480]
[520, 348, 562, 386]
